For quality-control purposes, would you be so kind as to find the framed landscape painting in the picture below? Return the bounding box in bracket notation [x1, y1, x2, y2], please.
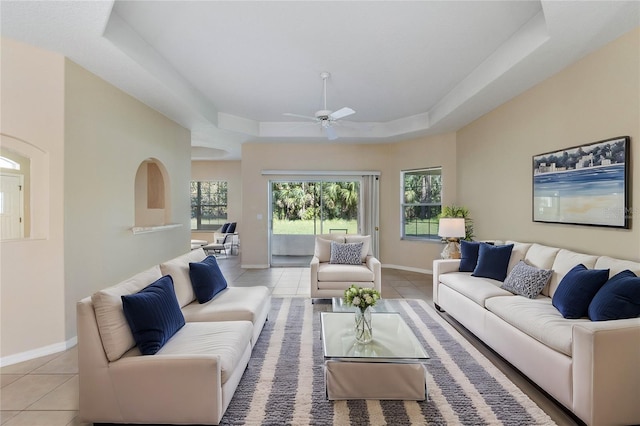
[532, 136, 630, 228]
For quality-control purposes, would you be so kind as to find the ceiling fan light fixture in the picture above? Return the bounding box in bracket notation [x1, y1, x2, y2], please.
[283, 71, 355, 140]
[315, 109, 333, 120]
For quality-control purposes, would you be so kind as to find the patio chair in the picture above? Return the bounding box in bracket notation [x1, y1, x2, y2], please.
[202, 233, 234, 257]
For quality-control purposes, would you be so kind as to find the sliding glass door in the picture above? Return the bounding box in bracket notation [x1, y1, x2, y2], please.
[269, 179, 360, 266]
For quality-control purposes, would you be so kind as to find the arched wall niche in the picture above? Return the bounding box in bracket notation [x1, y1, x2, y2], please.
[0, 133, 48, 240]
[134, 158, 172, 229]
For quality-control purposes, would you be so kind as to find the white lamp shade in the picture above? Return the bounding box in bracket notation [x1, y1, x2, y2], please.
[438, 218, 466, 238]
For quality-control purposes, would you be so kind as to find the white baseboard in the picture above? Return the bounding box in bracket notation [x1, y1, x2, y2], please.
[383, 264, 433, 275]
[0, 336, 77, 368]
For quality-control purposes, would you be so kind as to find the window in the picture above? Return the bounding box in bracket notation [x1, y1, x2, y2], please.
[191, 181, 227, 230]
[0, 156, 20, 170]
[401, 167, 442, 240]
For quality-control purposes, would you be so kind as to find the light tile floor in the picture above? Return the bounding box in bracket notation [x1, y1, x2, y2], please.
[0, 255, 578, 425]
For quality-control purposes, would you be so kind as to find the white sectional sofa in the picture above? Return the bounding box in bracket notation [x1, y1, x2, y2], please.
[77, 248, 270, 425]
[433, 241, 640, 426]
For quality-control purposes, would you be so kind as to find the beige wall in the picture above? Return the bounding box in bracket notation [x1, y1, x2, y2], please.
[457, 27, 640, 260]
[239, 135, 457, 271]
[191, 160, 241, 242]
[64, 60, 192, 339]
[1, 38, 66, 359]
[380, 133, 457, 270]
[0, 38, 191, 362]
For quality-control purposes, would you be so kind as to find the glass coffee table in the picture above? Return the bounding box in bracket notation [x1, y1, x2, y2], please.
[320, 311, 429, 400]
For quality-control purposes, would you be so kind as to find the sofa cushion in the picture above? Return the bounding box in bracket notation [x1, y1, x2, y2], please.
[552, 264, 609, 319]
[524, 243, 560, 270]
[472, 243, 514, 281]
[485, 295, 589, 357]
[502, 260, 553, 299]
[505, 241, 533, 275]
[345, 235, 372, 261]
[317, 263, 374, 282]
[189, 256, 228, 303]
[314, 238, 332, 262]
[91, 265, 163, 362]
[524, 244, 561, 296]
[314, 235, 346, 262]
[159, 249, 207, 307]
[182, 286, 271, 323]
[439, 272, 513, 307]
[459, 240, 481, 272]
[594, 256, 640, 277]
[588, 270, 640, 321]
[548, 249, 599, 298]
[330, 241, 363, 265]
[121, 276, 185, 355]
[155, 321, 253, 384]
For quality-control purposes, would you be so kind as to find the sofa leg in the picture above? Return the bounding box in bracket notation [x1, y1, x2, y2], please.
[434, 303, 444, 312]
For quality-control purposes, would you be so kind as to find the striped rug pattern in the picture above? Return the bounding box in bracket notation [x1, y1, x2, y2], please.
[220, 298, 555, 425]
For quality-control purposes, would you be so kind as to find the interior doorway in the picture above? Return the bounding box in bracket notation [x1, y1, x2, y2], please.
[269, 179, 360, 267]
[0, 173, 24, 240]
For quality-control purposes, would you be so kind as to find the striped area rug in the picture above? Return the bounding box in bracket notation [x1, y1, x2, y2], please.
[220, 298, 555, 426]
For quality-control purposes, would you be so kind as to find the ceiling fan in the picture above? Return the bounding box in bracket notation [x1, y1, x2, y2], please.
[284, 71, 355, 140]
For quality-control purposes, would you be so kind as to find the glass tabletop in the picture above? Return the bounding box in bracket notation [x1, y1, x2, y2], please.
[321, 312, 429, 362]
[331, 297, 394, 313]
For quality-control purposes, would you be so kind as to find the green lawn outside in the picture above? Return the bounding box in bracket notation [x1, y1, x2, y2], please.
[272, 218, 358, 235]
[404, 218, 440, 237]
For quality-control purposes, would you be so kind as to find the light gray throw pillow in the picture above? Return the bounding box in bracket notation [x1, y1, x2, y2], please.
[502, 260, 553, 299]
[329, 241, 364, 265]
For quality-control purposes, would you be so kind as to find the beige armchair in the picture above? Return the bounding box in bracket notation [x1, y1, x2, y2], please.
[310, 234, 381, 299]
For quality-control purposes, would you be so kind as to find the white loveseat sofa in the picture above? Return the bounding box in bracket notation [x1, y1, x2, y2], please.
[77, 248, 270, 425]
[310, 234, 381, 299]
[433, 241, 640, 426]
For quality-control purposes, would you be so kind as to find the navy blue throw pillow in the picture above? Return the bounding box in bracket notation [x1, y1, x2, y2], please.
[552, 264, 609, 319]
[220, 223, 230, 233]
[227, 222, 237, 233]
[459, 240, 481, 272]
[471, 243, 514, 281]
[189, 255, 228, 303]
[588, 270, 640, 321]
[121, 276, 185, 355]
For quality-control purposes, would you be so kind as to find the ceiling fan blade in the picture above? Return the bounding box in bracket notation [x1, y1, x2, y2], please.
[283, 112, 318, 121]
[324, 125, 338, 140]
[329, 107, 355, 121]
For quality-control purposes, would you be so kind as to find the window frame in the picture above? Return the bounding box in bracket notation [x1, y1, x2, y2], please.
[400, 167, 442, 241]
[190, 180, 228, 231]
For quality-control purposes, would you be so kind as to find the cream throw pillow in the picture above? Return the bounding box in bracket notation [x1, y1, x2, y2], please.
[345, 235, 372, 262]
[314, 238, 333, 262]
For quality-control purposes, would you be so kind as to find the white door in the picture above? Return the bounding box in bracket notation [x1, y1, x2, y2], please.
[0, 173, 24, 240]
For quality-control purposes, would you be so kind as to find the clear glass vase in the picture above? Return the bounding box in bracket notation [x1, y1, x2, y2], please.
[354, 307, 372, 344]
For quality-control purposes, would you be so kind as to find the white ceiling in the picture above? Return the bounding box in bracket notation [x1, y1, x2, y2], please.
[2, 1, 639, 160]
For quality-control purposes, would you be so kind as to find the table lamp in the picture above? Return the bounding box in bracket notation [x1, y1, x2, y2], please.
[438, 218, 466, 259]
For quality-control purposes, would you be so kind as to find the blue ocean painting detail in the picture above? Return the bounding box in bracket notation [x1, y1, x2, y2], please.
[533, 137, 628, 227]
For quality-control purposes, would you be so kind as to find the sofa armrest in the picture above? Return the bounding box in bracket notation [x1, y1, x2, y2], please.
[109, 355, 223, 423]
[365, 255, 382, 293]
[432, 259, 461, 306]
[572, 318, 640, 426]
[310, 256, 320, 297]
